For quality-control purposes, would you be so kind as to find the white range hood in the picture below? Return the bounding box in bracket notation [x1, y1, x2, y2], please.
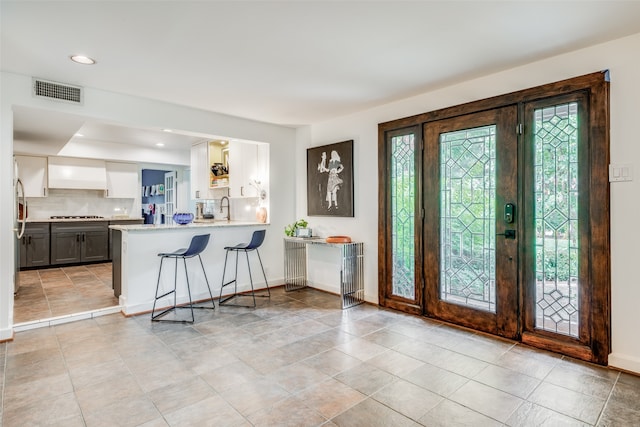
[48, 157, 107, 190]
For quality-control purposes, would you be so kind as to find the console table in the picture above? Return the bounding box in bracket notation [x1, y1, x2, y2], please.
[283, 237, 364, 309]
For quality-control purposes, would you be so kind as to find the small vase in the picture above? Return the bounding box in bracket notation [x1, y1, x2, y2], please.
[256, 207, 267, 223]
[172, 212, 194, 225]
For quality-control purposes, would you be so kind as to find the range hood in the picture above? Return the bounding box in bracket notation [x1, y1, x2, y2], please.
[48, 157, 107, 190]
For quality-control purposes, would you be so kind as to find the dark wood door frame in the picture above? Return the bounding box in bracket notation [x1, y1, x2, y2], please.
[378, 71, 610, 364]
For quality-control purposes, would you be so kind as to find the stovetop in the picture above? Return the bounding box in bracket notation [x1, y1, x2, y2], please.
[50, 215, 105, 219]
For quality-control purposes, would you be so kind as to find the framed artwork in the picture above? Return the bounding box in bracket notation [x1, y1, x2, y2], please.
[307, 140, 354, 217]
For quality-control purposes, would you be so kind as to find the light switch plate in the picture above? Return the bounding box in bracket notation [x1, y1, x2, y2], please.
[609, 164, 633, 182]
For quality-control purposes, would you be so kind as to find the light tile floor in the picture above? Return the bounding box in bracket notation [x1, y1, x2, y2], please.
[1, 287, 639, 426]
[14, 264, 118, 324]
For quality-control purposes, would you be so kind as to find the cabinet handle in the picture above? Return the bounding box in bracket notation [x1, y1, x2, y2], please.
[82, 233, 86, 242]
[43, 188, 46, 196]
[28, 236, 32, 245]
[76, 234, 80, 242]
[195, 190, 200, 199]
[240, 186, 244, 196]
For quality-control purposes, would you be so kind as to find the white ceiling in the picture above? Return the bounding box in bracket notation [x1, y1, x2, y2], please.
[3, 1, 640, 151]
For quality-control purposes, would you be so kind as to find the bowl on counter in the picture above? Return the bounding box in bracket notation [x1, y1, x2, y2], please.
[172, 212, 194, 225]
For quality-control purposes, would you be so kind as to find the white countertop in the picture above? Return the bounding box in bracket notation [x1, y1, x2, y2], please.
[109, 220, 268, 231]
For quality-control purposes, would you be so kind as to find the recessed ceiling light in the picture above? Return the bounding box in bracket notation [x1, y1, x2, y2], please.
[155, 143, 165, 147]
[70, 55, 96, 65]
[162, 129, 173, 133]
[75, 133, 84, 137]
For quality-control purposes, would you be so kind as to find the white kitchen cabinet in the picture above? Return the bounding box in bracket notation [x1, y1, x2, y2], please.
[15, 155, 48, 197]
[48, 157, 107, 190]
[191, 141, 229, 200]
[191, 141, 209, 199]
[105, 162, 138, 198]
[228, 141, 258, 198]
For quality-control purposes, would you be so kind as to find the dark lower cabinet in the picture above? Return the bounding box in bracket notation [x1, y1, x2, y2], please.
[51, 222, 109, 265]
[20, 223, 50, 268]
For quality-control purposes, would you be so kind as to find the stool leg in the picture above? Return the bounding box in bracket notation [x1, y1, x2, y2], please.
[173, 257, 178, 310]
[197, 254, 215, 309]
[151, 256, 165, 320]
[233, 249, 239, 295]
[244, 250, 256, 307]
[255, 249, 271, 297]
[183, 257, 195, 323]
[220, 249, 242, 305]
[219, 249, 230, 301]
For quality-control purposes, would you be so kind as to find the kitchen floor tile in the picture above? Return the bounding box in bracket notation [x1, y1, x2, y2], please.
[330, 397, 420, 427]
[528, 381, 606, 425]
[15, 264, 118, 324]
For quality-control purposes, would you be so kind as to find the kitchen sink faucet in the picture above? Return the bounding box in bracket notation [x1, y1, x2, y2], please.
[220, 196, 230, 221]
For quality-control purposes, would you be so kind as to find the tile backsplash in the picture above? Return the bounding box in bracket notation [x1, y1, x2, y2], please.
[26, 189, 137, 219]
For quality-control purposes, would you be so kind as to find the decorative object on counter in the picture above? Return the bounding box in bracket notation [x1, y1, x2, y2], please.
[307, 140, 354, 217]
[285, 219, 308, 237]
[250, 178, 267, 201]
[325, 235, 352, 243]
[256, 206, 268, 223]
[172, 212, 194, 225]
[296, 227, 312, 238]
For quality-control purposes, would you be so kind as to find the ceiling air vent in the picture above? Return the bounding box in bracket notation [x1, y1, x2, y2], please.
[33, 78, 83, 104]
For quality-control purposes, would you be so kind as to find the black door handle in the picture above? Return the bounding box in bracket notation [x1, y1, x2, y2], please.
[497, 229, 516, 239]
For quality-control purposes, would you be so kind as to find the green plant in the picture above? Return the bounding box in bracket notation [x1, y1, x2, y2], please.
[285, 219, 309, 236]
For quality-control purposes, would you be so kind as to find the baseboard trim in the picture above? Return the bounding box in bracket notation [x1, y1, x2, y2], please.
[608, 352, 640, 375]
[13, 306, 122, 332]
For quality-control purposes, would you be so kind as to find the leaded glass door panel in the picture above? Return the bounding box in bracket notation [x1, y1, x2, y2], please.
[521, 92, 599, 360]
[380, 126, 423, 314]
[424, 106, 519, 338]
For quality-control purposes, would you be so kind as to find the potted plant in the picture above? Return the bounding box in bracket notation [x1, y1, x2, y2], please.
[285, 219, 310, 237]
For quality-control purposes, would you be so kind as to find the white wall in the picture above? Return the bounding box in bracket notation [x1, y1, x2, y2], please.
[298, 32, 640, 373]
[0, 72, 297, 339]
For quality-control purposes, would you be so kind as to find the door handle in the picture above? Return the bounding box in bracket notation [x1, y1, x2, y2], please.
[497, 229, 517, 239]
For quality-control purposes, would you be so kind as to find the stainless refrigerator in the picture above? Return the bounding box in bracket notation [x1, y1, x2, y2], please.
[14, 158, 27, 294]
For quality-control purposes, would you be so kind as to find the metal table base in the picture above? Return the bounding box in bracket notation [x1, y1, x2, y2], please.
[283, 237, 364, 309]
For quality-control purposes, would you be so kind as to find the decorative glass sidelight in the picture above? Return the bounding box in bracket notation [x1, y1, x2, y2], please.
[440, 126, 496, 312]
[391, 134, 416, 299]
[534, 103, 579, 337]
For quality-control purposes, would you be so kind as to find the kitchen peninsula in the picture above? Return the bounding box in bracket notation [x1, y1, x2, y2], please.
[110, 221, 269, 315]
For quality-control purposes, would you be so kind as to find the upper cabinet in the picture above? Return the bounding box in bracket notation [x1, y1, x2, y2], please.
[15, 155, 48, 197]
[228, 141, 258, 198]
[105, 162, 138, 198]
[190, 139, 268, 200]
[48, 157, 107, 190]
[191, 141, 209, 199]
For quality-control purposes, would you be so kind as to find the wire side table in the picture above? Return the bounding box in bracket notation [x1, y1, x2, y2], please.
[283, 237, 364, 309]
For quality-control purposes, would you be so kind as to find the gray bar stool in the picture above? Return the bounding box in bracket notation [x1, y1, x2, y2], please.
[152, 234, 215, 323]
[219, 229, 270, 307]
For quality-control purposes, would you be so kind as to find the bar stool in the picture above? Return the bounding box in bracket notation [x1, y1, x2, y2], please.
[219, 229, 270, 307]
[151, 234, 215, 323]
